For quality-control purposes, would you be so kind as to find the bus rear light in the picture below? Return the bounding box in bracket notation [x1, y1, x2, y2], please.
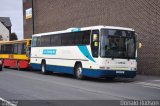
[131, 68, 136, 71]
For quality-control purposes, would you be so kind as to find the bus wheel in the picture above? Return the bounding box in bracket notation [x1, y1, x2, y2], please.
[75, 63, 84, 80]
[0, 65, 2, 71]
[41, 61, 47, 74]
[0, 60, 3, 71]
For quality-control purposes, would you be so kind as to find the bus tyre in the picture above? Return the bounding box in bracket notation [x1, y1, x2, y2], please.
[75, 64, 84, 80]
[0, 66, 2, 71]
[41, 61, 47, 74]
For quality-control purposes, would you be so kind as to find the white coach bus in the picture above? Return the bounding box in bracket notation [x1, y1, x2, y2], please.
[30, 25, 137, 79]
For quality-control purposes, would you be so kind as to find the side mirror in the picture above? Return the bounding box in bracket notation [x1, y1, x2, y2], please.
[138, 43, 142, 48]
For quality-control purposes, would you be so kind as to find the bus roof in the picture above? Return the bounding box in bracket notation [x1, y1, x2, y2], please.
[33, 25, 135, 37]
[0, 39, 31, 44]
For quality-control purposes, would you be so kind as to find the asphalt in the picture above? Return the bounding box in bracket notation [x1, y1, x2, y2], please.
[0, 68, 160, 106]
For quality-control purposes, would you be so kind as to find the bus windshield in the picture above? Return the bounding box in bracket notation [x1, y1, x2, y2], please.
[100, 29, 136, 59]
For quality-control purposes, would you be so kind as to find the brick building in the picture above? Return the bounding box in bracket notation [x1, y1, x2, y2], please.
[23, 0, 160, 75]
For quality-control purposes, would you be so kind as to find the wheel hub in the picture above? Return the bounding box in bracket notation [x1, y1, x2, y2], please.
[77, 67, 82, 77]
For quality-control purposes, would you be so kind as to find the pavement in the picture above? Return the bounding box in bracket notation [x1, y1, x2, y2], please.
[0, 68, 160, 106]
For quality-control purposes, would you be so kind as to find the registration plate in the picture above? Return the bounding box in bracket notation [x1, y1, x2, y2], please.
[116, 71, 125, 74]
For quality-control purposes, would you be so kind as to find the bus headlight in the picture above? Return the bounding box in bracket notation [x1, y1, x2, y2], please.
[131, 68, 136, 71]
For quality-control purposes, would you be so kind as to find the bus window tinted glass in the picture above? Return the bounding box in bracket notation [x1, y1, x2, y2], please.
[33, 30, 91, 47]
[41, 36, 51, 46]
[51, 35, 61, 46]
[32, 37, 37, 47]
[75, 30, 91, 45]
[83, 30, 91, 44]
[61, 33, 75, 46]
[37, 37, 41, 47]
[101, 29, 136, 59]
[13, 44, 18, 54]
[18, 44, 22, 54]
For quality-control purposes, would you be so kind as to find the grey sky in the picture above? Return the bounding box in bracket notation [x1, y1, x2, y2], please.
[0, 0, 23, 40]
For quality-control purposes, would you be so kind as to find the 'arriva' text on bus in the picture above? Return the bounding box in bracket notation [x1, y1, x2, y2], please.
[30, 25, 137, 79]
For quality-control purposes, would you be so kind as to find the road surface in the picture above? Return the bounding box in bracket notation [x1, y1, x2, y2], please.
[0, 68, 160, 105]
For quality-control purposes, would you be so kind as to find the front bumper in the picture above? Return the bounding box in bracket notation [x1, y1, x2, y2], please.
[82, 69, 137, 78]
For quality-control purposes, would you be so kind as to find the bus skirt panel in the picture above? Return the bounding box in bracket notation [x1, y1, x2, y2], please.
[82, 69, 137, 78]
[3, 59, 30, 69]
[30, 63, 136, 78]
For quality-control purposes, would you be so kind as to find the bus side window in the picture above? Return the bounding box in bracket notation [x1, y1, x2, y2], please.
[91, 30, 99, 58]
[13, 44, 18, 54]
[26, 46, 31, 58]
[32, 37, 37, 47]
[21, 43, 26, 54]
[18, 44, 22, 54]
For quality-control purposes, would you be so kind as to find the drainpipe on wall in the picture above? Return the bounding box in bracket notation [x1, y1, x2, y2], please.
[32, 0, 35, 35]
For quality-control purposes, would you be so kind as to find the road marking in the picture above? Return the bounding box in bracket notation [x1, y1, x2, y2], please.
[142, 85, 160, 90]
[136, 82, 160, 89]
[153, 80, 160, 82]
[0, 97, 17, 106]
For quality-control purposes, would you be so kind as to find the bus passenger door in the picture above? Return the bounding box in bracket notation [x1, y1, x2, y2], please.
[91, 30, 99, 58]
[26, 46, 31, 58]
[31, 37, 38, 63]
